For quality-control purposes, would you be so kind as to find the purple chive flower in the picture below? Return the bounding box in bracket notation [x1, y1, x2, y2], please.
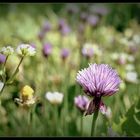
[92, 6, 108, 16]
[38, 21, 51, 41]
[87, 15, 99, 27]
[76, 63, 121, 115]
[60, 48, 70, 60]
[58, 19, 71, 36]
[58, 19, 66, 29]
[80, 12, 88, 22]
[128, 45, 138, 54]
[38, 31, 45, 41]
[78, 23, 85, 35]
[66, 4, 79, 14]
[0, 54, 6, 64]
[74, 95, 89, 113]
[42, 21, 51, 32]
[61, 25, 71, 36]
[42, 43, 52, 58]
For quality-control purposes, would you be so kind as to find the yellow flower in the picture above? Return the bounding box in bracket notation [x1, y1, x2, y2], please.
[20, 85, 34, 102]
[15, 85, 38, 107]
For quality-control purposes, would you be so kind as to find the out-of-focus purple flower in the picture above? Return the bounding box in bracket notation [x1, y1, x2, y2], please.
[61, 25, 71, 36]
[87, 15, 99, 27]
[58, 19, 65, 29]
[58, 19, 71, 36]
[80, 12, 88, 22]
[38, 21, 51, 41]
[42, 43, 52, 58]
[74, 95, 89, 113]
[0, 54, 6, 64]
[60, 48, 70, 60]
[78, 23, 85, 34]
[38, 31, 45, 41]
[128, 43, 138, 54]
[76, 63, 121, 115]
[92, 6, 108, 16]
[42, 21, 51, 32]
[66, 4, 79, 14]
[82, 43, 94, 58]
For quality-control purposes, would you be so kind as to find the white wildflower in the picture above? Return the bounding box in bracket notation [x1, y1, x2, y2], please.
[16, 44, 36, 56]
[1, 46, 14, 55]
[45, 91, 64, 105]
[125, 71, 138, 84]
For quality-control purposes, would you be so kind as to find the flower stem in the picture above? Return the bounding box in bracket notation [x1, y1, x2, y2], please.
[7, 56, 24, 83]
[3, 55, 9, 68]
[27, 107, 33, 136]
[81, 115, 83, 136]
[0, 56, 24, 101]
[90, 109, 99, 136]
[0, 55, 9, 95]
[54, 105, 58, 136]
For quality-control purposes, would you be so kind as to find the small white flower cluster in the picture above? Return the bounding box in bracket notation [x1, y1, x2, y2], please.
[45, 91, 64, 105]
[0, 44, 36, 57]
[1, 46, 14, 55]
[16, 44, 36, 56]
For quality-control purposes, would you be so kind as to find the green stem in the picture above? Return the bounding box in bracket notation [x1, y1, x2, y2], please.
[27, 108, 32, 136]
[60, 62, 68, 136]
[60, 107, 63, 136]
[62, 109, 65, 136]
[54, 105, 58, 136]
[3, 55, 9, 68]
[81, 115, 83, 136]
[91, 109, 99, 136]
[7, 56, 24, 83]
[0, 56, 24, 100]
[0, 55, 9, 95]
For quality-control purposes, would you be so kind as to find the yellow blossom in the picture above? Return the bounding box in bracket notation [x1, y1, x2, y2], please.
[20, 85, 34, 101]
[15, 85, 37, 107]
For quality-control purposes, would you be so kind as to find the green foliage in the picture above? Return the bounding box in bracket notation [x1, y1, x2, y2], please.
[112, 98, 140, 136]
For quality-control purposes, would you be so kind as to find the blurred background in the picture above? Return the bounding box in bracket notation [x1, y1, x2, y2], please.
[0, 3, 140, 136]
